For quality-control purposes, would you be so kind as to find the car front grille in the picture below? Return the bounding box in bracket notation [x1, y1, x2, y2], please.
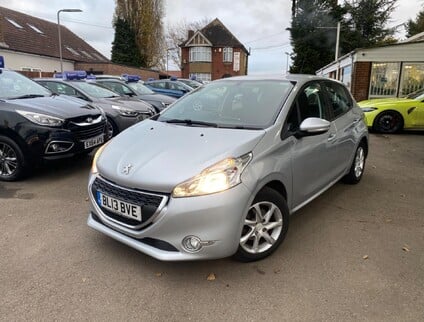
[91, 176, 167, 228]
[67, 116, 106, 141]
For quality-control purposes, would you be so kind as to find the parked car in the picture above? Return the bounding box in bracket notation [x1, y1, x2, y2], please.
[144, 79, 193, 98]
[35, 73, 155, 138]
[177, 78, 203, 89]
[87, 75, 368, 261]
[95, 78, 176, 113]
[0, 67, 107, 181]
[358, 88, 424, 133]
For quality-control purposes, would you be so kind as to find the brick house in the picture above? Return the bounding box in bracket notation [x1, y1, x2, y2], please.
[179, 18, 249, 82]
[316, 35, 424, 102]
[0, 6, 164, 79]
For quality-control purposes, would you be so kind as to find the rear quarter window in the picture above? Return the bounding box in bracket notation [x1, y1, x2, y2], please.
[323, 82, 352, 119]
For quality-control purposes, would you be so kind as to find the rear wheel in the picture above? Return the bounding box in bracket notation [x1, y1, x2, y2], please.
[234, 187, 289, 262]
[342, 143, 366, 184]
[373, 111, 403, 133]
[0, 136, 28, 181]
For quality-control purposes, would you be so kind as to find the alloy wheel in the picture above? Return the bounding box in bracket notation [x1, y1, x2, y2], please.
[354, 146, 365, 178]
[0, 142, 18, 177]
[240, 201, 283, 254]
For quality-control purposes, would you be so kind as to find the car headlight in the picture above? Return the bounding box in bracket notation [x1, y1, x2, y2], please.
[91, 142, 109, 174]
[172, 152, 252, 198]
[16, 110, 64, 127]
[111, 105, 139, 117]
[361, 107, 378, 112]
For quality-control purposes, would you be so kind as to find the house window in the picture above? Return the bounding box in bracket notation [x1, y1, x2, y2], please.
[189, 47, 211, 62]
[5, 18, 23, 29]
[27, 24, 43, 34]
[399, 63, 424, 96]
[369, 62, 400, 97]
[341, 65, 352, 90]
[189, 73, 211, 82]
[223, 48, 233, 62]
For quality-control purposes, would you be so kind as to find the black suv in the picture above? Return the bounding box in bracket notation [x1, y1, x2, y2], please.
[0, 68, 107, 181]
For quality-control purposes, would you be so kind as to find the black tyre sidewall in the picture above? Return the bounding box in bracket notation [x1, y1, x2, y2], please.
[373, 111, 403, 133]
[0, 135, 28, 181]
[342, 143, 366, 184]
[234, 187, 289, 262]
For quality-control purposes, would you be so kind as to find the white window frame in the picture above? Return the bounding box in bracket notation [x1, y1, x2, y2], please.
[189, 47, 211, 62]
[189, 73, 211, 82]
[223, 47, 233, 62]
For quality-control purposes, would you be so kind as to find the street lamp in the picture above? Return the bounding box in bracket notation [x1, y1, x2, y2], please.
[285, 52, 291, 74]
[317, 21, 341, 79]
[57, 9, 82, 73]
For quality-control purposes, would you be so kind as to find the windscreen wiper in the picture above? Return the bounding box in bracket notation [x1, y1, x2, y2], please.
[165, 119, 218, 127]
[10, 94, 46, 99]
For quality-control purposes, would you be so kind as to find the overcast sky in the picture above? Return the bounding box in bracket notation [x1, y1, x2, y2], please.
[1, 0, 422, 74]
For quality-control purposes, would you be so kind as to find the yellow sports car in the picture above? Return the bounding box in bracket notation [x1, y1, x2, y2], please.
[358, 88, 424, 133]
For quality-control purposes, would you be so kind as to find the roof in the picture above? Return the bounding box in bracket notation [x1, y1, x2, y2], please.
[402, 31, 424, 43]
[181, 18, 249, 54]
[0, 6, 108, 63]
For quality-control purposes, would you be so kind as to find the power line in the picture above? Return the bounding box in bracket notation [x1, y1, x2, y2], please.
[244, 31, 287, 44]
[251, 42, 291, 51]
[61, 18, 113, 29]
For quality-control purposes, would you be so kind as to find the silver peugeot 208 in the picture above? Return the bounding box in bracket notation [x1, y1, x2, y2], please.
[87, 75, 368, 262]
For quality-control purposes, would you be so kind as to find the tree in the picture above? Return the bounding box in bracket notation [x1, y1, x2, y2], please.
[343, 0, 398, 49]
[406, 9, 424, 38]
[165, 18, 211, 68]
[289, 0, 342, 74]
[111, 18, 142, 67]
[289, 0, 398, 74]
[112, 0, 165, 69]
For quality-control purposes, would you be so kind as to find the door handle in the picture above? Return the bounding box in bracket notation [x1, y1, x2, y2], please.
[353, 118, 361, 124]
[328, 133, 336, 141]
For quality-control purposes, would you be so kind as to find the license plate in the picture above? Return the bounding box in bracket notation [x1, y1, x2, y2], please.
[97, 192, 142, 222]
[84, 135, 104, 149]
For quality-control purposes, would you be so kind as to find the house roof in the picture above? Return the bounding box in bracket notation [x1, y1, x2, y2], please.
[402, 31, 424, 43]
[181, 18, 249, 54]
[0, 6, 108, 63]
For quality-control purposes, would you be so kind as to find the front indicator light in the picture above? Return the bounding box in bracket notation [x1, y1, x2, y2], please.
[91, 142, 109, 174]
[172, 152, 252, 198]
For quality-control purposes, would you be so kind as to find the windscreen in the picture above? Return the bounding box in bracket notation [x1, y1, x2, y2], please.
[71, 82, 120, 98]
[157, 79, 293, 129]
[0, 70, 51, 99]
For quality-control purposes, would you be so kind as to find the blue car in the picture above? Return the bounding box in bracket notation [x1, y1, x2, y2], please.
[144, 79, 193, 98]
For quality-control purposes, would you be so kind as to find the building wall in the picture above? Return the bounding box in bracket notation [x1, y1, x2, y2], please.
[0, 49, 74, 72]
[351, 62, 371, 102]
[181, 47, 248, 80]
[75, 62, 162, 80]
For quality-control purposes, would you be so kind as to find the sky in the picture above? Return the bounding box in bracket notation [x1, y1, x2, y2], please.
[0, 0, 422, 74]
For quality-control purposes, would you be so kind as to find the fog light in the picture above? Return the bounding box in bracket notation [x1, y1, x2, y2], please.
[51, 143, 59, 151]
[182, 236, 202, 253]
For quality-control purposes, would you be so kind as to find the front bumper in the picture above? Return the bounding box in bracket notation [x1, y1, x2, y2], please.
[87, 174, 252, 261]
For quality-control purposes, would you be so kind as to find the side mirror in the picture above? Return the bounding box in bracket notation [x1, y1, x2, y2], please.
[296, 117, 331, 138]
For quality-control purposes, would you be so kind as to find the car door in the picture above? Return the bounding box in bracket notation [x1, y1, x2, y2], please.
[321, 81, 359, 179]
[284, 81, 336, 209]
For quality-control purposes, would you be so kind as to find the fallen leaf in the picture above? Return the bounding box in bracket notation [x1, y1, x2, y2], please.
[385, 219, 392, 223]
[207, 273, 216, 281]
[256, 267, 266, 275]
[363, 255, 369, 260]
[400, 194, 406, 198]
[274, 269, 281, 274]
[155, 272, 162, 277]
[85, 197, 89, 201]
[402, 246, 410, 252]
[372, 165, 377, 169]
[82, 278, 87, 282]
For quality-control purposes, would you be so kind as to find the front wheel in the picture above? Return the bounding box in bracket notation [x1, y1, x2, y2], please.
[372, 111, 403, 133]
[234, 187, 289, 262]
[0, 136, 28, 181]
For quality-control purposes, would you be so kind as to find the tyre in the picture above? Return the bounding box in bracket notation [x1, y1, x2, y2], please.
[342, 143, 366, 184]
[372, 111, 403, 133]
[234, 187, 289, 262]
[0, 135, 28, 181]
[106, 118, 118, 139]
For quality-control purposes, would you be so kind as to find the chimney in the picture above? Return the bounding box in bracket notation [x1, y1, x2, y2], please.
[188, 30, 194, 39]
[0, 15, 8, 48]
